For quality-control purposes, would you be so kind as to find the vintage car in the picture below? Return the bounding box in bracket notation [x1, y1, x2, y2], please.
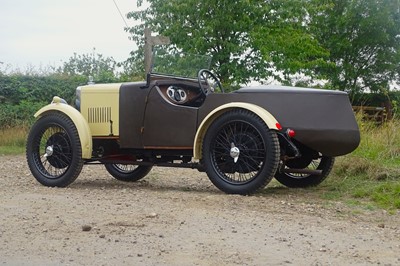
[26, 51, 360, 195]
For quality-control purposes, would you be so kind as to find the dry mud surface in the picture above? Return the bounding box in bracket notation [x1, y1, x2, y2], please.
[0, 155, 399, 266]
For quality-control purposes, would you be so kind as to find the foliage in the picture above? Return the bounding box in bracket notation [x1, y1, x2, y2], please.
[126, 0, 400, 93]
[0, 101, 48, 128]
[127, 0, 329, 87]
[250, 0, 331, 84]
[57, 48, 120, 83]
[0, 74, 86, 104]
[55, 48, 144, 82]
[152, 49, 212, 78]
[0, 49, 139, 129]
[0, 73, 86, 128]
[310, 0, 400, 97]
[128, 0, 251, 85]
[117, 53, 147, 82]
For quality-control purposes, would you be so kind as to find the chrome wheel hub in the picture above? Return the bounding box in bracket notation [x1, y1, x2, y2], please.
[44, 145, 53, 158]
[230, 143, 240, 163]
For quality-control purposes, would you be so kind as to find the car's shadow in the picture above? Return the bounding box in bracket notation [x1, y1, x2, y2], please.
[68, 176, 218, 195]
[66, 175, 306, 198]
[62, 165, 318, 197]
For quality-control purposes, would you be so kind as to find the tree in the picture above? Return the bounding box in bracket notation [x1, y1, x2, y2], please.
[127, 0, 254, 86]
[310, 0, 400, 96]
[126, 0, 399, 92]
[250, 0, 330, 84]
[126, 0, 328, 87]
[117, 50, 147, 82]
[57, 48, 119, 83]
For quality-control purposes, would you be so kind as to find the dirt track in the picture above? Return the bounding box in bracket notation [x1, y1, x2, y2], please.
[0, 155, 399, 265]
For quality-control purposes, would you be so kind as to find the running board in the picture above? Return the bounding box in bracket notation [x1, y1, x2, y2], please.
[282, 169, 323, 175]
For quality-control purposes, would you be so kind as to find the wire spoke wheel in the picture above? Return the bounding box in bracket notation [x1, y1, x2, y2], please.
[202, 109, 279, 195]
[105, 163, 152, 182]
[211, 121, 266, 184]
[26, 113, 83, 187]
[113, 164, 139, 173]
[284, 158, 320, 179]
[37, 128, 72, 178]
[275, 156, 335, 188]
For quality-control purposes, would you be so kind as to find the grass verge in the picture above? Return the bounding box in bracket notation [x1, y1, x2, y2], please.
[262, 117, 400, 212]
[314, 117, 400, 212]
[0, 127, 28, 155]
[324, 157, 400, 212]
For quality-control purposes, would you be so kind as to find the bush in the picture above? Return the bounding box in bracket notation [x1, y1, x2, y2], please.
[0, 74, 87, 128]
[0, 101, 48, 128]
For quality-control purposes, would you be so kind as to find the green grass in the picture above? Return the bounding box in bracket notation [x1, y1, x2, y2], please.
[0, 127, 28, 155]
[320, 117, 400, 211]
[323, 170, 400, 211]
[0, 145, 25, 155]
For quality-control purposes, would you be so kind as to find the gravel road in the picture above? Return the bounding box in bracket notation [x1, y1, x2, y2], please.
[0, 155, 399, 265]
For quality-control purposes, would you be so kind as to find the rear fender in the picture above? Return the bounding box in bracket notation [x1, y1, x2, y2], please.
[193, 102, 280, 160]
[34, 97, 93, 159]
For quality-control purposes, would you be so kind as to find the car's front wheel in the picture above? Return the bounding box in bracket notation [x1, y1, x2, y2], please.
[202, 109, 280, 195]
[26, 112, 83, 187]
[105, 164, 152, 182]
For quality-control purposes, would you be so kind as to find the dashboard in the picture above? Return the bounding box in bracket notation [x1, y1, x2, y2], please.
[158, 85, 203, 106]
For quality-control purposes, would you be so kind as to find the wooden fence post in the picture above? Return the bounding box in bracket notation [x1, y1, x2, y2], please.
[144, 28, 171, 74]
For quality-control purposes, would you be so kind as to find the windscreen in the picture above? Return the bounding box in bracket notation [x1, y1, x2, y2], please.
[151, 49, 212, 79]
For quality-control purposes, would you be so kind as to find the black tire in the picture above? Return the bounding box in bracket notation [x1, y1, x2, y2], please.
[26, 112, 83, 187]
[275, 156, 334, 188]
[202, 109, 280, 195]
[104, 164, 152, 182]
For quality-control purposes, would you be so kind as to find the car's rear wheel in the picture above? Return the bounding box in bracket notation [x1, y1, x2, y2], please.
[275, 156, 334, 188]
[202, 109, 280, 195]
[26, 112, 83, 187]
[105, 164, 152, 182]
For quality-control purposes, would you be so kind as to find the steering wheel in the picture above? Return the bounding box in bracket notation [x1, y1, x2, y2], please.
[198, 69, 224, 95]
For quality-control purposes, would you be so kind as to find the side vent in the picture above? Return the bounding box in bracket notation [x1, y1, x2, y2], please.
[88, 107, 112, 123]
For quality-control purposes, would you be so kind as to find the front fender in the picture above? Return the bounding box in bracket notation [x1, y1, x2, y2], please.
[34, 97, 92, 159]
[193, 102, 280, 160]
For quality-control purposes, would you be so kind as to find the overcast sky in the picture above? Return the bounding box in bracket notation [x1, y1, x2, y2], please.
[0, 0, 140, 70]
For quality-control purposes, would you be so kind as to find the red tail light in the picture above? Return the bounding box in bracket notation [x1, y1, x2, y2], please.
[275, 123, 282, 131]
[286, 129, 296, 138]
